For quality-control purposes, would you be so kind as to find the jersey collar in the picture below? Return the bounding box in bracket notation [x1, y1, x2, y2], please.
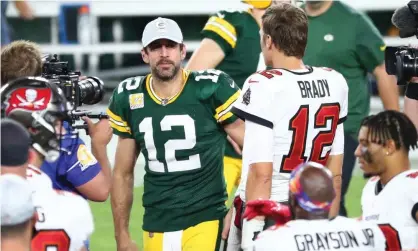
[145, 69, 190, 106]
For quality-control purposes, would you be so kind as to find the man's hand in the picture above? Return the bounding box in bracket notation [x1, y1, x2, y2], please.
[82, 117, 112, 146]
[222, 207, 233, 240]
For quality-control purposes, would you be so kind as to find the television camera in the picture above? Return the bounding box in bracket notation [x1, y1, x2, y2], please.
[385, 1, 418, 85]
[42, 54, 108, 133]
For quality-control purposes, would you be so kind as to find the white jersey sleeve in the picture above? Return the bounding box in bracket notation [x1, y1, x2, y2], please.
[232, 74, 276, 164]
[330, 72, 348, 155]
[255, 217, 386, 251]
[232, 73, 275, 129]
[32, 190, 94, 251]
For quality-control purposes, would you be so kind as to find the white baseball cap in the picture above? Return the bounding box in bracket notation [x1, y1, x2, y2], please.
[142, 17, 183, 48]
[1, 174, 35, 226]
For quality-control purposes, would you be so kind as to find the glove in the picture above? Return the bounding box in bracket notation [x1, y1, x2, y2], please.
[244, 199, 292, 226]
[241, 217, 265, 251]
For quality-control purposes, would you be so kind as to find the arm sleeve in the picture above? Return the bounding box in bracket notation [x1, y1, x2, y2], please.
[201, 12, 238, 55]
[65, 142, 101, 187]
[211, 71, 241, 125]
[243, 120, 274, 165]
[106, 84, 133, 138]
[355, 13, 385, 73]
[330, 75, 348, 155]
[231, 76, 274, 129]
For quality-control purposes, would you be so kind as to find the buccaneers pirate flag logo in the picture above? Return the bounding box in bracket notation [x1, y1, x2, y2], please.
[5, 87, 52, 115]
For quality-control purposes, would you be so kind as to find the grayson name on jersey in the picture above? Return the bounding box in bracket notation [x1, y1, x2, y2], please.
[107, 69, 241, 232]
[294, 228, 376, 251]
[255, 217, 386, 251]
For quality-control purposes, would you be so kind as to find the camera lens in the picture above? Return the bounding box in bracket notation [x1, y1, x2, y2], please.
[77, 77, 105, 105]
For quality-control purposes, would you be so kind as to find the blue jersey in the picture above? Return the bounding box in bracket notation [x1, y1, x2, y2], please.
[40, 122, 101, 197]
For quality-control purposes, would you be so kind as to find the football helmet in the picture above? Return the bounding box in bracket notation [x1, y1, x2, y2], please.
[241, 0, 303, 9]
[1, 76, 73, 162]
[242, 0, 272, 9]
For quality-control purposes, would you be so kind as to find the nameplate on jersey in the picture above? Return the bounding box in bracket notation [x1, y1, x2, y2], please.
[129, 93, 144, 110]
[297, 79, 330, 99]
[295, 228, 376, 251]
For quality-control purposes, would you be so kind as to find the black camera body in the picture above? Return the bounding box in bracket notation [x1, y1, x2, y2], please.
[42, 54, 108, 131]
[385, 46, 418, 85]
[385, 1, 418, 85]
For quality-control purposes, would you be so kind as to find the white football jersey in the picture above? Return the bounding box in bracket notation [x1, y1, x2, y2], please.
[27, 166, 94, 251]
[254, 216, 386, 251]
[27, 164, 53, 191]
[232, 67, 348, 203]
[361, 170, 418, 250]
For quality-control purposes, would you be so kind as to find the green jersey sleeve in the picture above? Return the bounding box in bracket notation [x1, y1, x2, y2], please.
[201, 11, 238, 55]
[213, 71, 241, 125]
[195, 69, 241, 125]
[106, 78, 134, 138]
[355, 13, 385, 73]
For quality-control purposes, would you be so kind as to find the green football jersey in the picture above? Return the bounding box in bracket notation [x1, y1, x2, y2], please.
[107, 69, 240, 232]
[202, 9, 264, 158]
[303, 1, 385, 138]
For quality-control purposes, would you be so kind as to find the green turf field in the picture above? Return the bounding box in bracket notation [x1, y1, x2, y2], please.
[88, 174, 367, 250]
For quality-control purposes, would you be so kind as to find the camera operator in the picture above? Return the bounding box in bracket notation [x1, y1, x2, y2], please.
[1, 40, 112, 202]
[404, 80, 418, 130]
[1, 80, 95, 251]
[390, 1, 418, 131]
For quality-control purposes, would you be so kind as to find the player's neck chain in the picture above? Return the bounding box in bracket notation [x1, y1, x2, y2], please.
[150, 78, 182, 106]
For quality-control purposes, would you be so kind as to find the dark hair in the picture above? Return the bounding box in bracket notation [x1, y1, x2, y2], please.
[261, 3, 308, 58]
[1, 40, 42, 85]
[361, 110, 418, 152]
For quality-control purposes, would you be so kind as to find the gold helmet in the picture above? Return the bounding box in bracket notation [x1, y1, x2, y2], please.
[241, 0, 302, 9]
[241, 0, 272, 9]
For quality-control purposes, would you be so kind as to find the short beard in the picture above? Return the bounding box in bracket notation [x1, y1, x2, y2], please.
[152, 63, 181, 82]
